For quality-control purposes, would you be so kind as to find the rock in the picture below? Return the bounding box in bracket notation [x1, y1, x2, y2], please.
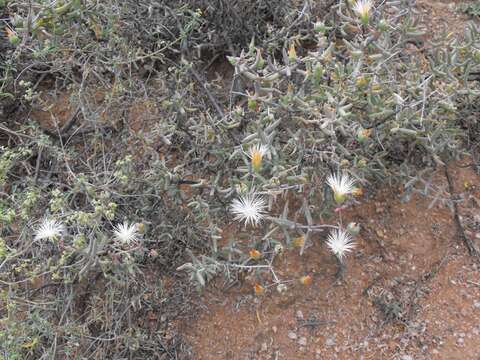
[272, 326, 277, 333]
[298, 337, 307, 346]
[296, 310, 304, 320]
[401, 356, 413, 360]
[288, 331, 297, 340]
[325, 338, 335, 346]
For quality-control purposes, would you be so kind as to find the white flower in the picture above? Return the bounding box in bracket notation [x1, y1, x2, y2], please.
[326, 172, 356, 204]
[113, 222, 140, 244]
[34, 219, 65, 241]
[326, 228, 356, 261]
[352, 0, 373, 24]
[247, 143, 269, 158]
[230, 191, 268, 227]
[246, 144, 269, 172]
[274, 243, 284, 255]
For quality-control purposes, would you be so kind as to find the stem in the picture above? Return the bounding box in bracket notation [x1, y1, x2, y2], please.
[335, 256, 345, 280]
[266, 216, 338, 231]
[229, 264, 271, 269]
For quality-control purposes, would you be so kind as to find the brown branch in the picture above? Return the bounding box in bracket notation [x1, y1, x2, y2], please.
[187, 65, 225, 119]
[444, 164, 480, 259]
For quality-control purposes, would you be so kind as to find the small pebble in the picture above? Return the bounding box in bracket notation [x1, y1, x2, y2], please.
[325, 338, 335, 346]
[288, 331, 297, 340]
[296, 310, 304, 320]
[298, 337, 307, 346]
[401, 356, 413, 360]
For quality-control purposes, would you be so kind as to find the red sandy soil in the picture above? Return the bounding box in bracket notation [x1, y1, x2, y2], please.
[182, 159, 480, 360]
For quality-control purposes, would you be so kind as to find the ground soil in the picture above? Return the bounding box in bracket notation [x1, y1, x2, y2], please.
[416, 0, 475, 37]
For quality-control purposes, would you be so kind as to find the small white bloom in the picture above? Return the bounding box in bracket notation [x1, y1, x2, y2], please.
[352, 0, 373, 24]
[274, 243, 284, 255]
[276, 283, 288, 293]
[230, 191, 268, 227]
[34, 219, 65, 241]
[246, 143, 269, 172]
[326, 172, 356, 204]
[326, 228, 356, 261]
[113, 222, 140, 244]
[246, 143, 269, 159]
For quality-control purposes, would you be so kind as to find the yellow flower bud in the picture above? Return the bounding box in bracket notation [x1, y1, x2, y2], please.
[371, 83, 382, 93]
[299, 275, 313, 286]
[288, 43, 297, 62]
[254, 283, 265, 295]
[357, 128, 372, 142]
[356, 76, 369, 88]
[357, 158, 367, 168]
[136, 222, 145, 233]
[352, 187, 363, 197]
[292, 235, 305, 248]
[249, 249, 262, 260]
[247, 144, 268, 173]
[251, 152, 262, 172]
